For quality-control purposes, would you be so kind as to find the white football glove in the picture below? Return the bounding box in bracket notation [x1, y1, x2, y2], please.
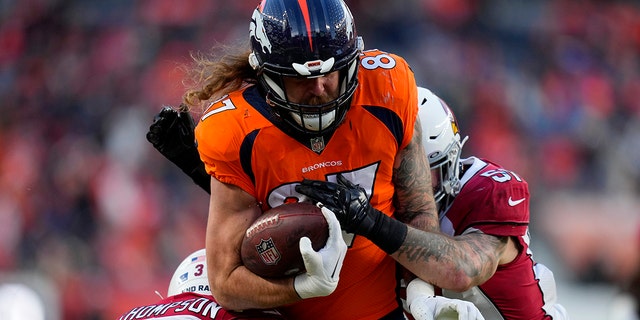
[407, 278, 485, 320]
[293, 204, 347, 299]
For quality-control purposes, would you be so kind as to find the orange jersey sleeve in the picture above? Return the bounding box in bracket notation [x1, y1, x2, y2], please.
[194, 49, 418, 320]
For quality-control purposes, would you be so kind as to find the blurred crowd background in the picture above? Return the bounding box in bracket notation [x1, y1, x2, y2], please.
[1, 0, 639, 319]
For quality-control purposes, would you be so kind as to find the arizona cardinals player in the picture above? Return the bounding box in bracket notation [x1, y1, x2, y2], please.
[298, 87, 569, 319]
[416, 87, 568, 319]
[117, 249, 283, 320]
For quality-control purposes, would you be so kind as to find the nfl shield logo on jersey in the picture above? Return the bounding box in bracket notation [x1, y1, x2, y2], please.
[256, 238, 281, 265]
[310, 136, 325, 153]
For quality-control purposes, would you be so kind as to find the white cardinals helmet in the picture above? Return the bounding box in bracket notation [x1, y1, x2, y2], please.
[167, 248, 211, 297]
[418, 87, 468, 213]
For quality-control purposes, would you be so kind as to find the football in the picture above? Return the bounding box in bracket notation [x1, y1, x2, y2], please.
[241, 202, 329, 278]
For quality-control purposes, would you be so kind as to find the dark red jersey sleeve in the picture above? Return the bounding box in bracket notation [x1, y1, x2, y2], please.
[447, 158, 529, 237]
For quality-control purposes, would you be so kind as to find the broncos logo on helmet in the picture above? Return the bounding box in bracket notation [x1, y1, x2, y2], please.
[250, 8, 271, 55]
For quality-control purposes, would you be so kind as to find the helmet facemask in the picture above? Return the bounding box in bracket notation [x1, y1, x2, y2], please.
[260, 55, 360, 134]
[428, 140, 464, 213]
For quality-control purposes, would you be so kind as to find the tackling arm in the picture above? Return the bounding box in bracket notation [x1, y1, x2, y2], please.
[391, 119, 509, 291]
[395, 229, 512, 291]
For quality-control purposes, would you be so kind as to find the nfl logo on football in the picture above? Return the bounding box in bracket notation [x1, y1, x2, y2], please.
[256, 238, 281, 265]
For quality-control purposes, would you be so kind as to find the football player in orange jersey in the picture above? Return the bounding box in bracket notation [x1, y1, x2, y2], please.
[147, 107, 485, 320]
[168, 0, 440, 318]
[146, 82, 569, 320]
[148, 113, 483, 320]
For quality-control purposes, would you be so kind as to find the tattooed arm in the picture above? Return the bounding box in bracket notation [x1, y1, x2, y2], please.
[390, 115, 513, 291]
[396, 229, 517, 291]
[391, 117, 518, 290]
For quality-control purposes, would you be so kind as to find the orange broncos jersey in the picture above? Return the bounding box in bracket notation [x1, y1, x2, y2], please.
[195, 49, 418, 320]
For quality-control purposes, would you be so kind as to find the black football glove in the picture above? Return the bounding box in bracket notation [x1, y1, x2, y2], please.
[146, 105, 211, 194]
[295, 174, 407, 254]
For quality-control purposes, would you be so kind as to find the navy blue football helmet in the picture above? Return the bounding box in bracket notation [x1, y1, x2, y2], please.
[249, 0, 363, 134]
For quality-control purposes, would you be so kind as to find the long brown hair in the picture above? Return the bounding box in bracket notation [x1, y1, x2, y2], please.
[182, 42, 258, 113]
